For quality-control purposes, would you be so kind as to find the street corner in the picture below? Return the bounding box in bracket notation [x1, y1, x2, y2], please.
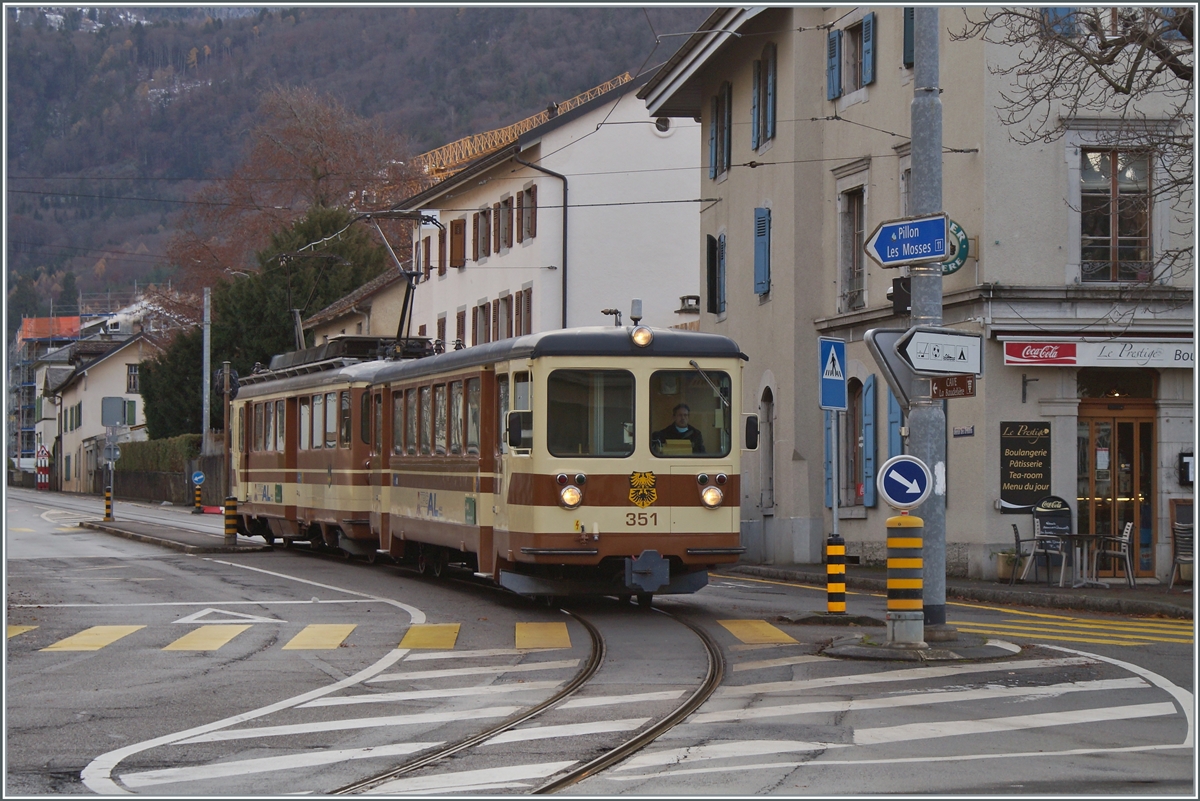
[820, 631, 1025, 663]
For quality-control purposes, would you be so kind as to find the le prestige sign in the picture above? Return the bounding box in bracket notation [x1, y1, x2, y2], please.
[1003, 339, 1194, 368]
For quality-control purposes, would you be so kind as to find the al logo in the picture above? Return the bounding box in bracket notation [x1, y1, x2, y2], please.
[629, 471, 657, 508]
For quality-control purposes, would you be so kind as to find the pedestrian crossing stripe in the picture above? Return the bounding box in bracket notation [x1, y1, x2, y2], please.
[283, 624, 357, 650]
[399, 623, 460, 650]
[164, 625, 252, 651]
[7, 625, 37, 638]
[514, 621, 571, 650]
[718, 619, 798, 645]
[41, 625, 145, 651]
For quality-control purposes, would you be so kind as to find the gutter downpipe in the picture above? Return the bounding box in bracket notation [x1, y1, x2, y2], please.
[515, 157, 568, 328]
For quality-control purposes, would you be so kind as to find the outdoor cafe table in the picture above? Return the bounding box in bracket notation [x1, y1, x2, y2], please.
[1055, 532, 1107, 589]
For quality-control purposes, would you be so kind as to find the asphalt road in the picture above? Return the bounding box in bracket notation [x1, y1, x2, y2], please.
[5, 489, 1194, 795]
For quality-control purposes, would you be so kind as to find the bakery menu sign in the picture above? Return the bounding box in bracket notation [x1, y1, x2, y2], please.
[1004, 339, 1193, 368]
[1001, 421, 1051, 514]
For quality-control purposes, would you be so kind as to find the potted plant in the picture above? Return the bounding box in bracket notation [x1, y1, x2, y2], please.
[995, 549, 1027, 582]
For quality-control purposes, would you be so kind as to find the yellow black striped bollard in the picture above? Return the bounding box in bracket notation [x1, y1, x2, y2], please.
[886, 514, 925, 646]
[224, 496, 238, 546]
[192, 483, 203, 514]
[104, 486, 113, 522]
[826, 534, 846, 614]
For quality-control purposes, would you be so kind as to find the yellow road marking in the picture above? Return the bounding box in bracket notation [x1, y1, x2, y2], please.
[9, 527, 34, 532]
[950, 617, 1195, 636]
[7, 625, 37, 638]
[163, 625, 251, 651]
[283, 624, 357, 650]
[949, 621, 1192, 644]
[717, 619, 798, 645]
[42, 625, 145, 651]
[399, 623, 461, 650]
[515, 621, 571, 650]
[952, 626, 1176, 647]
[709, 573, 867, 595]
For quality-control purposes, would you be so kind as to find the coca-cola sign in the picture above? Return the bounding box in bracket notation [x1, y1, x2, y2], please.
[1004, 342, 1077, 365]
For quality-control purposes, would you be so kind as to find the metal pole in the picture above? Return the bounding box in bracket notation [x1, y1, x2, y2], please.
[909, 7, 952, 639]
[202, 287, 211, 437]
[223, 362, 232, 497]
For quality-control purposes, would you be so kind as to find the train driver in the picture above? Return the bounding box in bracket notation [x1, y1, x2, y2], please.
[651, 403, 705, 454]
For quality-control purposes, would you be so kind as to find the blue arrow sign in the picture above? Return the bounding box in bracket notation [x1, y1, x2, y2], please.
[864, 214, 949, 267]
[876, 455, 932, 510]
[818, 337, 847, 411]
[192, 471, 205, 486]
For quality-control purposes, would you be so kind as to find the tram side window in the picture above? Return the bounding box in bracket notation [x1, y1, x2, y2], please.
[547, 370, 635, 457]
[313, 394, 325, 450]
[254, 403, 264, 451]
[420, 386, 432, 455]
[497, 375, 510, 454]
[237, 407, 244, 453]
[339, 391, 351, 448]
[406, 389, 418, 455]
[373, 393, 383, 454]
[450, 381, 464, 455]
[299, 398, 311, 450]
[466, 378, 481, 455]
[275, 400, 285, 451]
[649, 369, 732, 458]
[360, 392, 370, 445]
[325, 392, 337, 448]
[434, 385, 448, 455]
[392, 391, 404, 455]
[264, 401, 274, 451]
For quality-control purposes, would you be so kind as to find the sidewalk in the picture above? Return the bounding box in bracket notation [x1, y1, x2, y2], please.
[721, 563, 1194, 620]
[80, 519, 271, 555]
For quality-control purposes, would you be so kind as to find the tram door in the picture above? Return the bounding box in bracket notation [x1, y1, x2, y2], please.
[1077, 400, 1156, 578]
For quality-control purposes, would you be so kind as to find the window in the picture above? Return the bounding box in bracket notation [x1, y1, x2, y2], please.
[709, 81, 732, 179]
[827, 12, 875, 100]
[360, 391, 371, 444]
[254, 403, 264, 451]
[373, 393, 383, 455]
[1080, 149, 1152, 282]
[420, 386, 432, 455]
[474, 301, 491, 345]
[902, 7, 914, 68]
[466, 378, 481, 455]
[449, 219, 466, 268]
[754, 208, 771, 295]
[299, 397, 311, 449]
[513, 288, 533, 335]
[312, 394, 324, 450]
[518, 185, 537, 241]
[840, 187, 866, 311]
[126, 364, 139, 393]
[497, 374, 510, 452]
[339, 391, 351, 447]
[434, 385, 447, 455]
[456, 309, 466, 348]
[706, 234, 727, 314]
[1041, 7, 1076, 36]
[392, 391, 404, 455]
[547, 370, 635, 457]
[325, 392, 337, 448]
[449, 381, 463, 455]
[473, 208, 490, 260]
[422, 235, 432, 279]
[438, 228, 447, 275]
[406, 389, 418, 455]
[264, 401, 274, 452]
[751, 43, 777, 150]
[825, 375, 877, 508]
[436, 316, 446, 350]
[500, 196, 514, 249]
[650, 370, 732, 458]
[498, 295, 513, 340]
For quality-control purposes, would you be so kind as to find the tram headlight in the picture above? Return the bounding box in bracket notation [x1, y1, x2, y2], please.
[559, 485, 584, 509]
[700, 485, 724, 509]
[630, 326, 654, 347]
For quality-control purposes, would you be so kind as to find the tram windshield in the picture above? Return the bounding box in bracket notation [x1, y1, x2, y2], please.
[650, 369, 732, 458]
[547, 370, 635, 457]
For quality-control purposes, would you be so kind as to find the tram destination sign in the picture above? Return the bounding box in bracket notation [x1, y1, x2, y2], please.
[864, 213, 949, 268]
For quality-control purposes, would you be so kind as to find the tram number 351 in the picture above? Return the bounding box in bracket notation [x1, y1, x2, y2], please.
[626, 512, 659, 526]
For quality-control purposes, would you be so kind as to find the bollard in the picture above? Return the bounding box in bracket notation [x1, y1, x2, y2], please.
[826, 534, 846, 614]
[192, 483, 203, 514]
[886, 513, 926, 647]
[224, 496, 238, 546]
[104, 486, 113, 522]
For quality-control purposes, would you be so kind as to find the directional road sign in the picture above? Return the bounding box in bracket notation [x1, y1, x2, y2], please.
[192, 471, 205, 486]
[864, 213, 949, 268]
[896, 326, 983, 376]
[103, 445, 121, 462]
[877, 454, 932, 510]
[818, 337, 847, 411]
[865, 328, 916, 411]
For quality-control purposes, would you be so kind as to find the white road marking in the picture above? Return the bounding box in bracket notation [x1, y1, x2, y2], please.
[559, 690, 685, 709]
[9, 599, 375, 609]
[120, 742, 442, 788]
[733, 654, 827, 672]
[173, 608, 284, 624]
[482, 718, 650, 745]
[174, 706, 525, 744]
[617, 739, 850, 771]
[368, 659, 579, 682]
[365, 761, 577, 795]
[404, 647, 564, 661]
[717, 656, 1095, 697]
[300, 681, 563, 708]
[691, 678, 1148, 724]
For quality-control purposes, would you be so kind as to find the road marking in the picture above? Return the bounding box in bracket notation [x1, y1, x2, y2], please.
[854, 702, 1178, 745]
[718, 619, 798, 645]
[717, 656, 1095, 697]
[41, 625, 145, 651]
[953, 625, 1192, 646]
[483, 718, 650, 745]
[368, 659, 580, 683]
[163, 625, 252, 651]
[691, 678, 1148, 725]
[174, 706, 525, 744]
[405, 648, 545, 661]
[9, 527, 34, 532]
[120, 742, 442, 788]
[733, 654, 827, 672]
[560, 690, 685, 709]
[515, 621, 571, 649]
[300, 681, 563, 708]
[399, 623, 460, 650]
[8, 599, 375, 609]
[616, 739, 849, 772]
[175, 607, 284, 625]
[283, 624, 357, 650]
[7, 625, 37, 638]
[365, 761, 577, 795]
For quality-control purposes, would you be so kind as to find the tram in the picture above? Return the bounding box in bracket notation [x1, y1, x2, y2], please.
[231, 324, 758, 603]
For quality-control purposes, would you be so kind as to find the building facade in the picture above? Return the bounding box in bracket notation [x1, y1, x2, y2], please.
[641, 6, 1194, 580]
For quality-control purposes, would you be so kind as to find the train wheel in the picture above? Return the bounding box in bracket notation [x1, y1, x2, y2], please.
[366, 551, 378, 565]
[416, 548, 430, 575]
[636, 593, 653, 609]
[281, 538, 293, 549]
[431, 549, 448, 578]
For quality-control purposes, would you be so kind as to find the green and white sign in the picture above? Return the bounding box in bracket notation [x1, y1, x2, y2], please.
[941, 220, 969, 275]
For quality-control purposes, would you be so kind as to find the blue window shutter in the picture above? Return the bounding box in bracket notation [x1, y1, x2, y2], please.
[1161, 7, 1186, 39]
[765, 47, 776, 139]
[708, 96, 717, 179]
[903, 8, 914, 67]
[887, 386, 903, 459]
[717, 233, 727, 313]
[862, 12, 875, 86]
[753, 208, 771, 295]
[826, 29, 842, 100]
[751, 60, 760, 150]
[722, 83, 732, 168]
[824, 411, 833, 508]
[706, 235, 718, 314]
[863, 374, 876, 507]
[1042, 8, 1076, 35]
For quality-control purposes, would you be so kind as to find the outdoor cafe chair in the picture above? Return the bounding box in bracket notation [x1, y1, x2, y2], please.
[1168, 522, 1193, 592]
[1095, 521, 1136, 588]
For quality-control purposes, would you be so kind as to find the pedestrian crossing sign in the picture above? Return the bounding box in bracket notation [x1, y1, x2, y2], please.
[819, 337, 847, 410]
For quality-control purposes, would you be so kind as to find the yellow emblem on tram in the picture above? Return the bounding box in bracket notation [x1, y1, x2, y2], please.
[629, 471, 658, 508]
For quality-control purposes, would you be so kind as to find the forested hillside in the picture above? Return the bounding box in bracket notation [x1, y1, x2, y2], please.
[5, 5, 710, 339]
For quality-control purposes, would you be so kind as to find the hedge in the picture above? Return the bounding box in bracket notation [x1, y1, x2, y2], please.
[116, 434, 202, 473]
